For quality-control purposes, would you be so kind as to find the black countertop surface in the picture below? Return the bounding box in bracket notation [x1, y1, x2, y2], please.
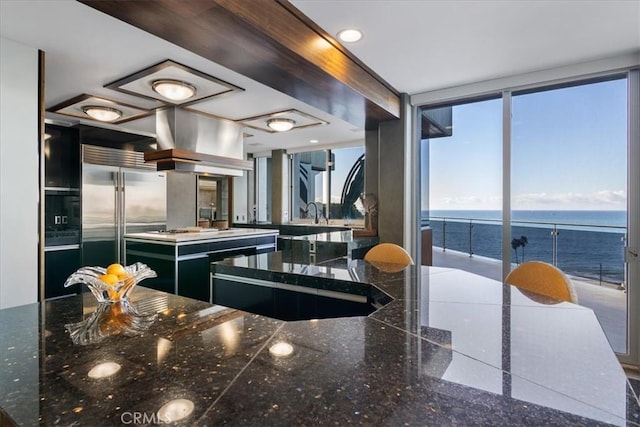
[1, 254, 638, 426]
[277, 229, 377, 246]
[276, 230, 379, 264]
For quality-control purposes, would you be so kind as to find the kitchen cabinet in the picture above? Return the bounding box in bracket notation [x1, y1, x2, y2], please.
[44, 125, 81, 300]
[211, 260, 376, 321]
[123, 229, 279, 303]
[176, 256, 213, 301]
[44, 124, 80, 190]
[44, 247, 81, 299]
[44, 124, 81, 249]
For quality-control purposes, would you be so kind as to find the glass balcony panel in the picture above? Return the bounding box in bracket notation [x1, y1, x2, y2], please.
[556, 227, 626, 286]
[510, 224, 553, 265]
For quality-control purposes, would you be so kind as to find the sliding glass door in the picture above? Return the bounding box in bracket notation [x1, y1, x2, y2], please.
[422, 71, 639, 364]
[511, 77, 629, 354]
[425, 98, 503, 274]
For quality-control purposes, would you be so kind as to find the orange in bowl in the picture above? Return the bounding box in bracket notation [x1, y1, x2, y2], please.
[106, 263, 126, 277]
[97, 273, 119, 286]
[98, 272, 124, 300]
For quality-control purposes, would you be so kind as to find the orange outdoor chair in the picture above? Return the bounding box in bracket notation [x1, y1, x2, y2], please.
[364, 243, 414, 272]
[505, 261, 578, 303]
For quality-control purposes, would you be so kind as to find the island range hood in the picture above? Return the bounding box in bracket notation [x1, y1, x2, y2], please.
[144, 107, 252, 176]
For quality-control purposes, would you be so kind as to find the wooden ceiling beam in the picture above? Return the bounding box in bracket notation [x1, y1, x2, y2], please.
[79, 0, 401, 131]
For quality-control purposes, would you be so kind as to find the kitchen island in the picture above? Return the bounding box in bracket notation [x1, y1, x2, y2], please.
[232, 221, 353, 236]
[277, 229, 379, 262]
[2, 256, 637, 426]
[124, 228, 278, 302]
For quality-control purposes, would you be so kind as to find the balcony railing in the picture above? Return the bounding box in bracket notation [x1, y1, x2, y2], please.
[429, 216, 627, 287]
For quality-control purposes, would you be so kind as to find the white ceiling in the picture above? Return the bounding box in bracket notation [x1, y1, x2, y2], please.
[292, 0, 640, 94]
[2, 1, 639, 154]
[0, 1, 362, 154]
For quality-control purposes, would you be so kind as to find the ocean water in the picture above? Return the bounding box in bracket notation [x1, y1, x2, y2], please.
[424, 210, 627, 284]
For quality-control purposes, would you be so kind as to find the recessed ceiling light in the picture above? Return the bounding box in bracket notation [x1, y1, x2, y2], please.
[82, 106, 122, 122]
[151, 79, 197, 101]
[87, 361, 121, 379]
[310, 139, 319, 144]
[338, 29, 363, 43]
[267, 118, 296, 132]
[269, 341, 294, 357]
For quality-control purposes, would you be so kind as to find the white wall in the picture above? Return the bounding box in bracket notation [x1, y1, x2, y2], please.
[0, 37, 39, 309]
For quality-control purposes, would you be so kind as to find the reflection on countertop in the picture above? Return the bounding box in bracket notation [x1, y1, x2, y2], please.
[233, 222, 355, 236]
[277, 230, 379, 262]
[278, 229, 361, 243]
[0, 260, 637, 426]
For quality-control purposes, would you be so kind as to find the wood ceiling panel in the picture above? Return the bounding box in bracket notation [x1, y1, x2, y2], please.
[79, 0, 400, 131]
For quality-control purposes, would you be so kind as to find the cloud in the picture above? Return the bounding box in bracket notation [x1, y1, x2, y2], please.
[430, 190, 626, 210]
[513, 190, 626, 209]
[432, 195, 501, 210]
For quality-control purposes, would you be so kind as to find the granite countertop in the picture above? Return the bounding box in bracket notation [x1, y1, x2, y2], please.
[123, 227, 279, 244]
[235, 221, 365, 228]
[231, 222, 357, 237]
[277, 229, 375, 244]
[1, 255, 638, 426]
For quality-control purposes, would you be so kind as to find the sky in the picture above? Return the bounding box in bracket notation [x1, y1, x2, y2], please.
[425, 77, 628, 211]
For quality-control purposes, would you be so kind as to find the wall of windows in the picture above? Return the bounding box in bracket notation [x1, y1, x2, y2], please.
[290, 146, 365, 223]
[418, 71, 638, 363]
[254, 156, 271, 223]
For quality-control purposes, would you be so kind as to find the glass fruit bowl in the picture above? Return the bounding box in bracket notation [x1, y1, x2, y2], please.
[63, 262, 157, 303]
[65, 299, 157, 345]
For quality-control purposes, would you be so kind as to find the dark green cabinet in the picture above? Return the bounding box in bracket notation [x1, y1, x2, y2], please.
[44, 125, 81, 300]
[43, 123, 81, 247]
[125, 234, 278, 303]
[124, 253, 176, 295]
[44, 248, 81, 299]
[44, 124, 80, 189]
[177, 256, 211, 302]
[211, 276, 374, 321]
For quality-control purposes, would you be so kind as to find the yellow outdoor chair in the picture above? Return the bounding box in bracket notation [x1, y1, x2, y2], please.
[505, 261, 578, 303]
[364, 243, 414, 272]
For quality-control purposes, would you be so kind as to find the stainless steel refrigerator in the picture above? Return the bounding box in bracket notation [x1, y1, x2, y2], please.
[82, 145, 166, 267]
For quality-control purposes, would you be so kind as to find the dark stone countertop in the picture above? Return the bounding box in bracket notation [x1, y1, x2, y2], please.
[232, 222, 353, 236]
[276, 230, 379, 264]
[277, 229, 378, 247]
[1, 253, 638, 426]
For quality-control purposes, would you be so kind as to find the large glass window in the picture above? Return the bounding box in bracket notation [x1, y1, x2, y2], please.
[331, 146, 365, 221]
[511, 77, 628, 353]
[425, 98, 503, 260]
[420, 74, 635, 360]
[291, 150, 326, 221]
[290, 146, 365, 223]
[255, 156, 271, 223]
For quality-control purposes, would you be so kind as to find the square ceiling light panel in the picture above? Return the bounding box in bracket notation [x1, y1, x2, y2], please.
[48, 94, 152, 124]
[238, 109, 328, 133]
[105, 60, 244, 106]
